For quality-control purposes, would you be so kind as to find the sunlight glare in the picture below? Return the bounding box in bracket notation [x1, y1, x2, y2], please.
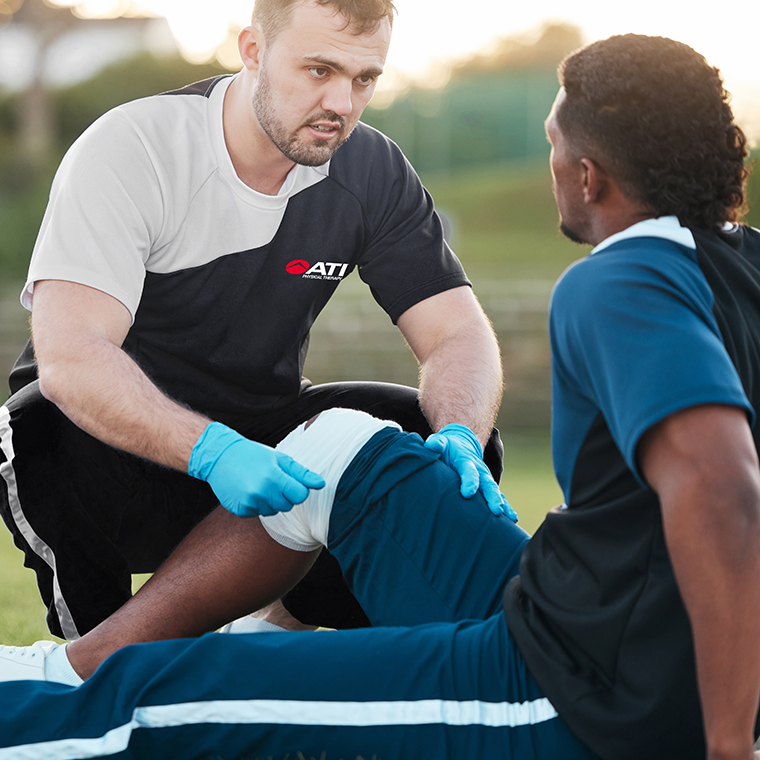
[40, 0, 760, 139]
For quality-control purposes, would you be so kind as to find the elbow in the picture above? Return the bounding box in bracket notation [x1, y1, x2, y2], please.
[713, 470, 760, 553]
[36, 359, 70, 409]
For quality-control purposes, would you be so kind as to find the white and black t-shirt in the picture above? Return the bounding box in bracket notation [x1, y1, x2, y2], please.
[22, 76, 469, 423]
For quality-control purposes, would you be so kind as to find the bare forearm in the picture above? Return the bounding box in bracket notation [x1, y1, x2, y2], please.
[643, 406, 760, 760]
[417, 324, 502, 446]
[666, 478, 760, 760]
[31, 280, 210, 471]
[38, 338, 208, 471]
[397, 287, 504, 447]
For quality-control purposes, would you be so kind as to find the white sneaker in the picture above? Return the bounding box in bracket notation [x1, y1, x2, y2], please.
[0, 641, 59, 682]
[219, 616, 287, 634]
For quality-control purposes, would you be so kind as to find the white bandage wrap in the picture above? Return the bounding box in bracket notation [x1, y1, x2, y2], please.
[259, 409, 401, 552]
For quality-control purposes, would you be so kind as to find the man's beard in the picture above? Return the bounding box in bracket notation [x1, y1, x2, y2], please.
[253, 67, 349, 166]
[559, 221, 589, 246]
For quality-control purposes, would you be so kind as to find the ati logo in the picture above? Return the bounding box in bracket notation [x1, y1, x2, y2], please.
[285, 260, 349, 281]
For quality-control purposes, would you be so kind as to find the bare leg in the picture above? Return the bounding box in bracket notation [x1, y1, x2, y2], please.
[67, 506, 319, 679]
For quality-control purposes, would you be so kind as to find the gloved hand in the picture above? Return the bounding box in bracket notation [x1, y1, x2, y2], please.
[188, 422, 325, 518]
[425, 424, 518, 521]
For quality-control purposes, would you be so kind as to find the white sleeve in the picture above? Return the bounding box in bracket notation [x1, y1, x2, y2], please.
[22, 108, 165, 321]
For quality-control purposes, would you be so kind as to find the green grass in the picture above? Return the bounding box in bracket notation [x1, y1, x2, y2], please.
[423, 161, 590, 279]
[502, 433, 562, 535]
[0, 528, 59, 645]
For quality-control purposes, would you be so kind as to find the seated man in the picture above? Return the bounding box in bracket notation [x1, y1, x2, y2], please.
[2, 32, 760, 760]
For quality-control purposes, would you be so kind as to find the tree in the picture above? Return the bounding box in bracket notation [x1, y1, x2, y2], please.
[4, 0, 151, 168]
[452, 23, 584, 77]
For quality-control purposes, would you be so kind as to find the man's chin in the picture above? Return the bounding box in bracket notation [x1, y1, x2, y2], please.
[559, 222, 590, 246]
[280, 144, 335, 167]
[281, 132, 351, 167]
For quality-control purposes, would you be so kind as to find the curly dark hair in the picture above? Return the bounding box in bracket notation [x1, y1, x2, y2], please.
[253, 0, 396, 40]
[557, 34, 749, 228]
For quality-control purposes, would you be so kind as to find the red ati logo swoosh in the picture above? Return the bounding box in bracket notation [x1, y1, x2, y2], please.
[285, 260, 310, 274]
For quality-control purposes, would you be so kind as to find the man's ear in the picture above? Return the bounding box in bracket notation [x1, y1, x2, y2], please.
[580, 157, 606, 204]
[238, 25, 265, 73]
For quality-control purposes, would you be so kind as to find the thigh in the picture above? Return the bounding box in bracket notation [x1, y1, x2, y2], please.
[329, 427, 530, 625]
[260, 381, 461, 628]
[0, 616, 598, 760]
[260, 382, 507, 628]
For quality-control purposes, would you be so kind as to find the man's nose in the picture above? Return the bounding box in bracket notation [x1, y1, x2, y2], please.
[321, 78, 353, 117]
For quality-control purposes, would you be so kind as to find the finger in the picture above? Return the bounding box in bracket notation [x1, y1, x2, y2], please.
[278, 455, 326, 490]
[424, 435, 448, 455]
[276, 474, 311, 507]
[476, 465, 507, 515]
[457, 457, 480, 498]
[503, 496, 519, 523]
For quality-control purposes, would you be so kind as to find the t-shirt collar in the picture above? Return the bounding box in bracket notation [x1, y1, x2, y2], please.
[591, 216, 697, 255]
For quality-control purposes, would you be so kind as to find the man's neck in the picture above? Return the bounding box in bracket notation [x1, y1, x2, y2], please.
[223, 76, 295, 196]
[590, 211, 655, 247]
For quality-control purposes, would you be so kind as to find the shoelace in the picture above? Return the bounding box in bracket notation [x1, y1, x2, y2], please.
[0, 645, 39, 659]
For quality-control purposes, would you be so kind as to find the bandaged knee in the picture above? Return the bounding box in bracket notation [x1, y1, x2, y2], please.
[259, 409, 400, 552]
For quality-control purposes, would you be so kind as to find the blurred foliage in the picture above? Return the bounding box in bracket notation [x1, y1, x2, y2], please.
[53, 52, 231, 148]
[0, 52, 231, 279]
[364, 72, 558, 175]
[452, 22, 583, 76]
[745, 156, 760, 229]
[363, 24, 579, 175]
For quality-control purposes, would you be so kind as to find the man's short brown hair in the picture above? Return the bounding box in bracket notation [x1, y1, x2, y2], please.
[253, 0, 395, 41]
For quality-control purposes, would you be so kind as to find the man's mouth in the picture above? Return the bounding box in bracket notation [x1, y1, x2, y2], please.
[307, 123, 341, 138]
[303, 114, 345, 139]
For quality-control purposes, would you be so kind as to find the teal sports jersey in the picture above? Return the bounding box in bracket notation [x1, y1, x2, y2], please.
[504, 217, 760, 760]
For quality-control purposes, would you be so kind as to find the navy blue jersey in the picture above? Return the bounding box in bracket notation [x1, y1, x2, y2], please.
[504, 217, 760, 760]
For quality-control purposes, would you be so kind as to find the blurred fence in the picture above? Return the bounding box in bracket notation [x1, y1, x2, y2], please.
[364, 71, 558, 177]
[303, 271, 552, 433]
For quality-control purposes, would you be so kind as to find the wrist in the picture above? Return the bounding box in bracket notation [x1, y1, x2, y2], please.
[436, 423, 483, 457]
[188, 421, 241, 480]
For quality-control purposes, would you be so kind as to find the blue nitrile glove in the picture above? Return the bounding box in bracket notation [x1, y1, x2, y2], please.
[188, 422, 325, 518]
[425, 423, 518, 522]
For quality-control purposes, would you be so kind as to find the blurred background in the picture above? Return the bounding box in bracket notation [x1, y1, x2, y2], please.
[2, 0, 760, 525]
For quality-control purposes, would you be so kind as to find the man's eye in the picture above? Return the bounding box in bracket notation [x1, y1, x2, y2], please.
[309, 67, 329, 78]
[356, 75, 375, 86]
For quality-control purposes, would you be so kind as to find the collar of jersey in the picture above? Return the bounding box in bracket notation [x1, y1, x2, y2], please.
[209, 75, 330, 208]
[590, 216, 696, 256]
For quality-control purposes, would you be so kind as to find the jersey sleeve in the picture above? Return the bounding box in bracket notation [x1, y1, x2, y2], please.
[22, 108, 164, 320]
[335, 126, 470, 323]
[550, 239, 754, 484]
